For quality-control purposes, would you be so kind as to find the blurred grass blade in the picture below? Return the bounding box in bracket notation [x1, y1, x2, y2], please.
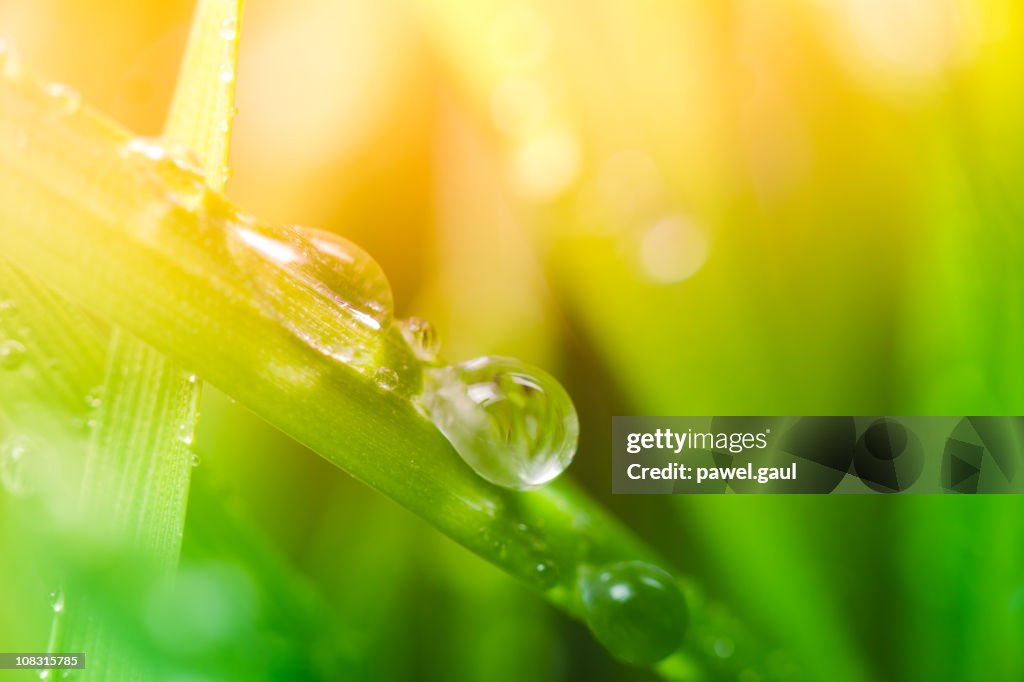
[80, 0, 242, 564]
[165, 0, 242, 188]
[63, 1, 242, 679]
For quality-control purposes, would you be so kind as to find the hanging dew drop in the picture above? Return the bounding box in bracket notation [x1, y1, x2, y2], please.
[578, 561, 688, 665]
[228, 223, 394, 368]
[190, 453, 201, 468]
[417, 356, 578, 489]
[398, 317, 441, 361]
[0, 339, 25, 369]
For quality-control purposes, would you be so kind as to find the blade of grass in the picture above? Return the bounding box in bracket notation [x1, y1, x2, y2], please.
[59, 1, 242, 679]
[78, 0, 242, 569]
[0, 64, 778, 679]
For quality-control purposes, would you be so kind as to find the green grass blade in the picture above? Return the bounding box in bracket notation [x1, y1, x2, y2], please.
[164, 0, 242, 188]
[76, 0, 243, 567]
[57, 1, 242, 679]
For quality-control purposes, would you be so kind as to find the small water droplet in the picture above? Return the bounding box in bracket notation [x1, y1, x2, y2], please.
[373, 367, 399, 391]
[49, 589, 64, 613]
[534, 560, 559, 589]
[229, 224, 394, 367]
[44, 82, 81, 117]
[190, 453, 201, 468]
[578, 561, 688, 665]
[417, 356, 578, 489]
[398, 317, 441, 361]
[0, 339, 25, 369]
[219, 16, 238, 40]
[187, 374, 198, 384]
[84, 386, 103, 409]
[179, 424, 194, 446]
[121, 138, 208, 210]
[1, 436, 30, 495]
[218, 63, 235, 84]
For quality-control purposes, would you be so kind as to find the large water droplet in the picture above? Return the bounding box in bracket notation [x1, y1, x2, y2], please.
[229, 223, 394, 367]
[578, 561, 688, 665]
[418, 356, 578, 489]
[398, 317, 441, 361]
[0, 339, 25, 369]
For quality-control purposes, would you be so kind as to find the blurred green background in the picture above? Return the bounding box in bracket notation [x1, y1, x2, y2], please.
[2, 0, 1024, 680]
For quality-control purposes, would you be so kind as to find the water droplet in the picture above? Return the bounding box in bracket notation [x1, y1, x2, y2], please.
[190, 453, 201, 468]
[534, 560, 559, 589]
[578, 561, 688, 665]
[179, 424, 194, 446]
[49, 589, 64, 613]
[84, 386, 103, 409]
[218, 63, 235, 84]
[44, 82, 81, 117]
[373, 367, 399, 391]
[229, 224, 394, 367]
[0, 339, 25, 369]
[120, 138, 208, 210]
[219, 16, 238, 40]
[418, 356, 578, 489]
[187, 374, 198, 384]
[1, 436, 30, 495]
[398, 317, 440, 361]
